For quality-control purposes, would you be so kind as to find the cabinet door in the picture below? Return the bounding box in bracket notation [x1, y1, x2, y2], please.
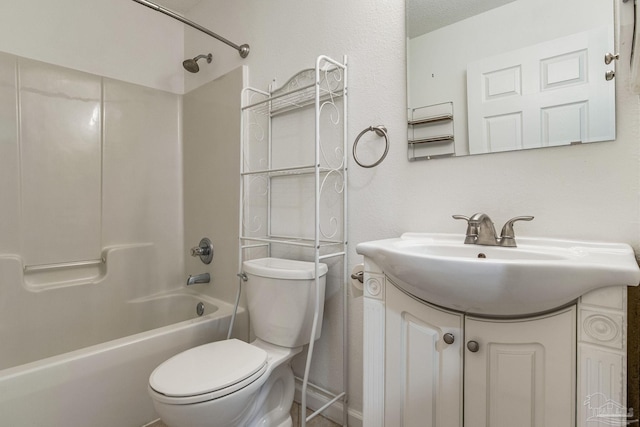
[464, 306, 576, 427]
[385, 282, 463, 427]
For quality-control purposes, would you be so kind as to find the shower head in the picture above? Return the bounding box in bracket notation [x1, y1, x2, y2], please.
[182, 53, 212, 73]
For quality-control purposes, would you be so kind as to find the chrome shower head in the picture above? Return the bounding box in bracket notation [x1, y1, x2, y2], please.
[183, 53, 212, 73]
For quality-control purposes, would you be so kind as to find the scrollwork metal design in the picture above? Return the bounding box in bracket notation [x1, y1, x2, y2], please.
[242, 175, 268, 234]
[319, 170, 345, 239]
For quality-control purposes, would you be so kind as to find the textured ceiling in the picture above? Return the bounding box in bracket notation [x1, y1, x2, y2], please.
[407, 0, 517, 38]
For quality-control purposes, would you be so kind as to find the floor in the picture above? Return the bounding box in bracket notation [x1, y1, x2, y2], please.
[145, 402, 340, 427]
[290, 402, 341, 427]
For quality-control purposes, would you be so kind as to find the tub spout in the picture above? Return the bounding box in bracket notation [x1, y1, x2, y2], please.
[186, 273, 210, 286]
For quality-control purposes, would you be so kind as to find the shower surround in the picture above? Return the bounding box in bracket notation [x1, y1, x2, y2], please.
[0, 51, 184, 369]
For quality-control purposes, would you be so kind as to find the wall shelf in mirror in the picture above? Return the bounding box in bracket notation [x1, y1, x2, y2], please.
[408, 102, 455, 160]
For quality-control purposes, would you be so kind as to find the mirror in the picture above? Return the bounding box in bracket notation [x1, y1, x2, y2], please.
[406, 0, 616, 159]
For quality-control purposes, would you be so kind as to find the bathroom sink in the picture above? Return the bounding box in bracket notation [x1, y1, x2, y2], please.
[356, 233, 640, 316]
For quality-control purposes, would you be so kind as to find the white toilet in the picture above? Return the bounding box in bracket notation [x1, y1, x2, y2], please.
[148, 257, 328, 427]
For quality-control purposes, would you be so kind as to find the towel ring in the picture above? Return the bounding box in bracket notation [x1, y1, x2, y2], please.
[353, 125, 389, 168]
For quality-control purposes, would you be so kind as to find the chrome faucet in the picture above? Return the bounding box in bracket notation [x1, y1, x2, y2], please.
[453, 213, 533, 247]
[186, 273, 210, 286]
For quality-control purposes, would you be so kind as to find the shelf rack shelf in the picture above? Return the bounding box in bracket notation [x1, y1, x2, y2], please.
[407, 113, 453, 126]
[408, 135, 455, 145]
[240, 55, 348, 427]
[408, 101, 456, 160]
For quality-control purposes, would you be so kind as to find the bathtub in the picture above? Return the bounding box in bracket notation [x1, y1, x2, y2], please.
[0, 290, 246, 427]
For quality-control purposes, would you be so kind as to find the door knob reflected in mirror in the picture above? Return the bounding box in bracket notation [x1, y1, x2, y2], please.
[604, 52, 619, 64]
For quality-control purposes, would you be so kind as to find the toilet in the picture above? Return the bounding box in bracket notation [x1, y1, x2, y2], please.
[148, 257, 328, 427]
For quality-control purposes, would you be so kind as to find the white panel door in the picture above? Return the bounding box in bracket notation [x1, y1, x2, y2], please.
[467, 27, 614, 154]
[464, 306, 576, 427]
[385, 282, 463, 427]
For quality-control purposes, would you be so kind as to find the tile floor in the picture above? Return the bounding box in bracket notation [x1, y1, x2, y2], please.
[145, 402, 340, 427]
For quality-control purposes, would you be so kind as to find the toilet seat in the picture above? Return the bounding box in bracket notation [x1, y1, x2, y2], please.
[149, 339, 268, 405]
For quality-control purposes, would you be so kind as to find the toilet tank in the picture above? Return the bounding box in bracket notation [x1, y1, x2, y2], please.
[242, 258, 328, 348]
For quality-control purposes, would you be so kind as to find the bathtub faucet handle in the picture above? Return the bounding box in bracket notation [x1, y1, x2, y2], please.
[191, 246, 207, 256]
[190, 237, 214, 264]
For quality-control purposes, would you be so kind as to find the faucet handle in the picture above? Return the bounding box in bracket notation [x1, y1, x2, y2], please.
[452, 215, 477, 244]
[499, 216, 534, 247]
[190, 237, 214, 264]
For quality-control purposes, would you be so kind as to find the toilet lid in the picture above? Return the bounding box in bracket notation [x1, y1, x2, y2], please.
[149, 339, 268, 398]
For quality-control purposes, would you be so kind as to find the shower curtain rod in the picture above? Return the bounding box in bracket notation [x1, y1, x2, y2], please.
[131, 0, 250, 58]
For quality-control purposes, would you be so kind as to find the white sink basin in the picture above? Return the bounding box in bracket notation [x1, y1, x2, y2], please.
[356, 233, 640, 316]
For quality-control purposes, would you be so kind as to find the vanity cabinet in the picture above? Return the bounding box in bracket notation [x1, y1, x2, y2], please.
[384, 283, 575, 427]
[360, 235, 635, 427]
[385, 282, 463, 427]
[464, 309, 575, 427]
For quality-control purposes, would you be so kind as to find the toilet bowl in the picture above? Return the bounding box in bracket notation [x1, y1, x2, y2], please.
[148, 258, 327, 427]
[149, 338, 300, 427]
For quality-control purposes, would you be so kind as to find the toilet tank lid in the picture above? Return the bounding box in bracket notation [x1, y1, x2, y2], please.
[242, 257, 328, 280]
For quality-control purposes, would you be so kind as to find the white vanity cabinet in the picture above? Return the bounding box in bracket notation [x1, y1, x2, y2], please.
[384, 282, 575, 427]
[385, 283, 463, 427]
[360, 233, 636, 427]
[364, 271, 627, 427]
[464, 308, 576, 427]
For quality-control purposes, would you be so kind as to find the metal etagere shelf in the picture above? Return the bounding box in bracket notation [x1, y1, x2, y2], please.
[239, 55, 348, 427]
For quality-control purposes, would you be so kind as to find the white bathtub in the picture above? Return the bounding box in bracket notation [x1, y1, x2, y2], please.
[0, 291, 246, 427]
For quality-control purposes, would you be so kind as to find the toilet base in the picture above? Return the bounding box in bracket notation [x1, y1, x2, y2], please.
[244, 362, 295, 427]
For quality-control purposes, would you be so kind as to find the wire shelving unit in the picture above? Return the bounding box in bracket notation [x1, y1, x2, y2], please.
[239, 55, 348, 427]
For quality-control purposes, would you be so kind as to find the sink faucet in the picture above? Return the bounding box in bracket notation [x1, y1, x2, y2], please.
[453, 213, 533, 247]
[468, 213, 499, 246]
[186, 273, 210, 286]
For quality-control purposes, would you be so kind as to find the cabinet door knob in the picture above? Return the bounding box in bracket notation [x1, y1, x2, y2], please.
[443, 333, 455, 344]
[467, 340, 480, 352]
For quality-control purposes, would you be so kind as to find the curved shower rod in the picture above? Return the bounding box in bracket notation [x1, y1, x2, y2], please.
[131, 0, 250, 58]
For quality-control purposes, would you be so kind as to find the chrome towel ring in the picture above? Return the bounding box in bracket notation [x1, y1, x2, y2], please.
[352, 125, 389, 168]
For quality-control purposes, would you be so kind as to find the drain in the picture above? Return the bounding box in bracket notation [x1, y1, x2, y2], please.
[196, 302, 205, 316]
[477, 253, 487, 259]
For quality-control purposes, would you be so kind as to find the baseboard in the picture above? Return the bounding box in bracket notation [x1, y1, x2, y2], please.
[294, 378, 363, 427]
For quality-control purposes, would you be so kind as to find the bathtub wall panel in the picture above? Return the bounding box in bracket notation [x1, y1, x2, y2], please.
[19, 59, 103, 267]
[183, 66, 244, 306]
[103, 78, 184, 293]
[0, 53, 20, 256]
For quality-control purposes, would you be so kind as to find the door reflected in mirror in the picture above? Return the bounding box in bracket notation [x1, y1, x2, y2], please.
[406, 0, 616, 160]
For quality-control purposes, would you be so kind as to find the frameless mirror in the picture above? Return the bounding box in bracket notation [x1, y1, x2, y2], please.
[406, 0, 616, 160]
